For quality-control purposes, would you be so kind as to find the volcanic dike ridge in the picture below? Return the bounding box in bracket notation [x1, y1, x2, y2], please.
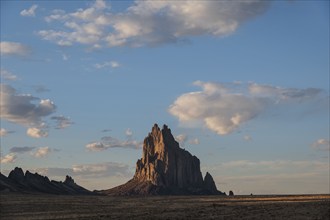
[101, 124, 226, 195]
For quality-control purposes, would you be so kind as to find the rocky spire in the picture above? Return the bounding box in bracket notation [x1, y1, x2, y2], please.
[104, 124, 225, 195]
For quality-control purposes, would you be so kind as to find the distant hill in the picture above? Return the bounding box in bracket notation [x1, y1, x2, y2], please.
[100, 124, 226, 196]
[0, 167, 93, 195]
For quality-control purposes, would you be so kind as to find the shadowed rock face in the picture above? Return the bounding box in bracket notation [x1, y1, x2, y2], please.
[102, 124, 225, 195]
[1, 168, 93, 195]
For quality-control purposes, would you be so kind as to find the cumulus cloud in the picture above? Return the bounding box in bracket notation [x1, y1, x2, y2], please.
[1, 153, 17, 164]
[86, 135, 141, 152]
[51, 115, 74, 129]
[95, 61, 120, 69]
[27, 127, 48, 138]
[169, 81, 324, 135]
[72, 162, 131, 178]
[39, 0, 270, 48]
[0, 41, 31, 56]
[20, 4, 38, 17]
[10, 146, 35, 153]
[1, 84, 70, 136]
[33, 147, 51, 158]
[312, 139, 330, 151]
[0, 84, 56, 127]
[0, 69, 18, 81]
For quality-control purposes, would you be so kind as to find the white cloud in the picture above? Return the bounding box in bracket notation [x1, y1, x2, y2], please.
[20, 4, 38, 17]
[39, 0, 270, 48]
[33, 147, 51, 158]
[0, 84, 56, 128]
[169, 81, 324, 135]
[86, 142, 106, 152]
[27, 127, 48, 138]
[0, 153, 17, 164]
[86, 135, 141, 152]
[0, 41, 31, 56]
[94, 61, 120, 69]
[312, 139, 330, 151]
[0, 69, 18, 81]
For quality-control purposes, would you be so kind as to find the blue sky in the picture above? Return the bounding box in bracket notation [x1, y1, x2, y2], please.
[1, 0, 329, 195]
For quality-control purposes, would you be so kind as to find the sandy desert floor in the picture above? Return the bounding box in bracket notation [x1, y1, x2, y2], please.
[0, 194, 329, 220]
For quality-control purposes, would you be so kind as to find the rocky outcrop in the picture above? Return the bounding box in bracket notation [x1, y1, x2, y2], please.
[203, 172, 218, 194]
[102, 124, 225, 195]
[0, 167, 93, 195]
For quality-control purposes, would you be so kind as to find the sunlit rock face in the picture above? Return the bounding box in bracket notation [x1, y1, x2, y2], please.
[103, 124, 225, 195]
[134, 124, 204, 188]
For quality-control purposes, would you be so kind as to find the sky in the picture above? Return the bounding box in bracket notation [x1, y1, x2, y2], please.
[0, 0, 329, 195]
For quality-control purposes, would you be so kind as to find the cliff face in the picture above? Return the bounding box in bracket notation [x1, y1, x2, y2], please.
[102, 124, 225, 195]
[134, 124, 204, 189]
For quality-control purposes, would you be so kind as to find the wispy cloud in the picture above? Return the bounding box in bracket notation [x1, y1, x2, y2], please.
[94, 61, 120, 69]
[86, 136, 141, 152]
[0, 41, 31, 56]
[86, 129, 141, 152]
[10, 146, 35, 153]
[312, 139, 330, 151]
[175, 134, 187, 146]
[72, 162, 132, 178]
[243, 135, 253, 142]
[20, 4, 38, 17]
[169, 81, 325, 135]
[0, 69, 18, 81]
[39, 0, 270, 48]
[0, 128, 15, 137]
[189, 138, 200, 145]
[51, 115, 74, 129]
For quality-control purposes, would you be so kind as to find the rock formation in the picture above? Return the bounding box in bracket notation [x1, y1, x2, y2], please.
[0, 167, 93, 195]
[102, 124, 225, 195]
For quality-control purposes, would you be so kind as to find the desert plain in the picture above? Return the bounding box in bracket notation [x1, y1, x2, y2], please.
[1, 193, 329, 220]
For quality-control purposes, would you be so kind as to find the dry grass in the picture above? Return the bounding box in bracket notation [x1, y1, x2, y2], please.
[1, 194, 329, 219]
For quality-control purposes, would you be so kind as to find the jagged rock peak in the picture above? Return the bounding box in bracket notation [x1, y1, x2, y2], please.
[204, 172, 218, 194]
[64, 175, 75, 184]
[8, 167, 25, 180]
